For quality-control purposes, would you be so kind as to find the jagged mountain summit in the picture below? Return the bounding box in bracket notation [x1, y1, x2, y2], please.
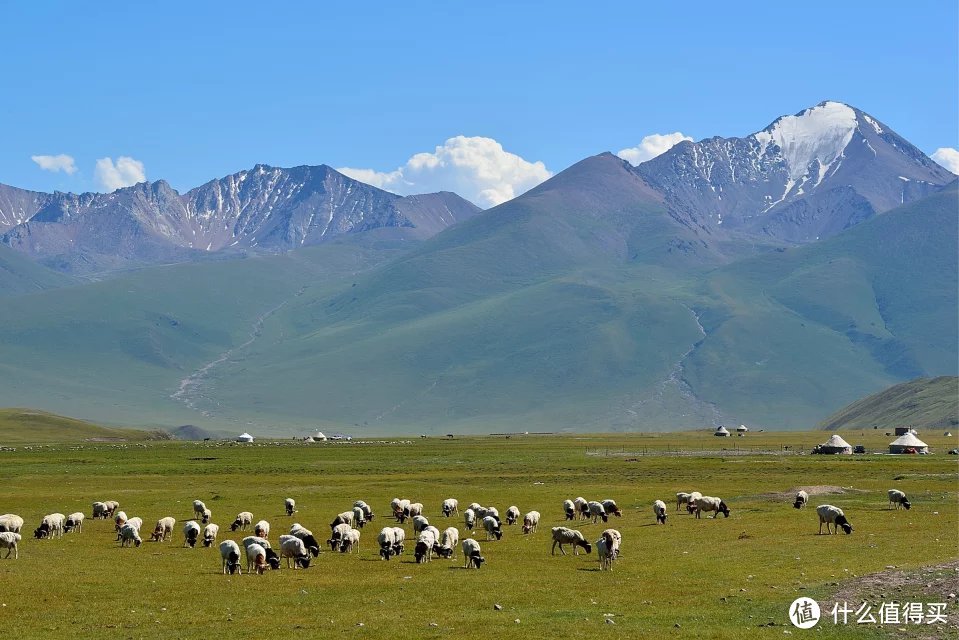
[0, 164, 480, 272]
[636, 101, 953, 242]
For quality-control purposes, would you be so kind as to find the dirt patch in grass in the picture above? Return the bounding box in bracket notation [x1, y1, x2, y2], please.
[821, 560, 959, 639]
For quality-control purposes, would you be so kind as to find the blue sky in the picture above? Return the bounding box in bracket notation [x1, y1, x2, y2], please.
[2, 2, 956, 204]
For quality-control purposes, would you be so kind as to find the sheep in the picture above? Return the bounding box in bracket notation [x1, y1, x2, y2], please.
[64, 512, 85, 533]
[352, 506, 366, 529]
[34, 513, 65, 539]
[91, 502, 109, 520]
[522, 511, 541, 534]
[328, 523, 352, 551]
[888, 489, 911, 510]
[278, 534, 312, 568]
[113, 511, 129, 531]
[414, 529, 437, 563]
[686, 492, 703, 513]
[563, 499, 576, 521]
[467, 502, 483, 514]
[693, 496, 730, 519]
[424, 525, 441, 551]
[192, 500, 207, 521]
[330, 511, 354, 530]
[391, 527, 406, 557]
[150, 517, 176, 542]
[242, 535, 272, 550]
[574, 497, 589, 520]
[182, 521, 201, 548]
[676, 492, 692, 513]
[102, 500, 119, 517]
[653, 500, 668, 525]
[201, 509, 212, 524]
[816, 505, 853, 535]
[289, 524, 321, 557]
[442, 498, 459, 517]
[0, 514, 24, 534]
[339, 528, 361, 554]
[550, 527, 592, 556]
[436, 527, 459, 558]
[353, 500, 374, 522]
[0, 532, 20, 559]
[462, 538, 485, 569]
[202, 523, 219, 548]
[794, 490, 809, 509]
[596, 529, 621, 571]
[412, 515, 430, 534]
[505, 506, 520, 526]
[463, 509, 476, 531]
[254, 520, 270, 538]
[285, 498, 297, 516]
[482, 515, 503, 541]
[220, 540, 242, 574]
[126, 517, 143, 532]
[601, 499, 623, 518]
[118, 523, 142, 547]
[392, 499, 411, 523]
[246, 542, 270, 575]
[377, 527, 398, 560]
[407, 502, 424, 519]
[587, 501, 608, 524]
[230, 512, 253, 532]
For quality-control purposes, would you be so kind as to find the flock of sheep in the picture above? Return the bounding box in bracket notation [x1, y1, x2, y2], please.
[0, 488, 914, 568]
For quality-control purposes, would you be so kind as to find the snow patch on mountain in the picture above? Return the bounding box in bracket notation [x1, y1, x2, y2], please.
[752, 101, 857, 181]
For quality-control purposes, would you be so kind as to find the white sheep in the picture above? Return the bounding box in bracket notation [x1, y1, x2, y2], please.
[693, 496, 730, 519]
[412, 515, 429, 534]
[0, 532, 20, 559]
[442, 498, 459, 517]
[201, 509, 212, 524]
[230, 512, 253, 532]
[464, 508, 476, 531]
[391, 527, 406, 557]
[220, 540, 242, 574]
[278, 534, 312, 568]
[437, 527, 459, 558]
[467, 502, 483, 514]
[34, 513, 65, 539]
[596, 529, 621, 571]
[352, 506, 367, 529]
[461, 538, 485, 568]
[522, 511, 540, 534]
[414, 529, 437, 563]
[91, 502, 109, 520]
[328, 523, 352, 551]
[126, 517, 143, 532]
[407, 502, 424, 519]
[676, 492, 692, 513]
[505, 506, 520, 526]
[353, 500, 374, 522]
[550, 527, 592, 556]
[246, 542, 270, 574]
[193, 500, 207, 521]
[0, 514, 23, 534]
[339, 528, 361, 554]
[330, 511, 354, 530]
[202, 523, 219, 548]
[686, 492, 703, 513]
[65, 512, 85, 533]
[289, 524, 321, 557]
[150, 517, 176, 542]
[391, 498, 410, 522]
[102, 500, 119, 517]
[652, 500, 668, 525]
[285, 498, 297, 516]
[482, 515, 502, 541]
[573, 497, 589, 520]
[182, 520, 201, 548]
[563, 499, 576, 521]
[118, 523, 142, 547]
[587, 501, 608, 524]
[601, 499, 623, 518]
[113, 511, 128, 531]
[377, 527, 397, 560]
[887, 489, 911, 510]
[794, 490, 809, 509]
[816, 505, 853, 534]
[254, 520, 270, 538]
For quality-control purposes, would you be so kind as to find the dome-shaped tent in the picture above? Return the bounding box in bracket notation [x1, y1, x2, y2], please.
[236, 432, 254, 443]
[714, 426, 731, 437]
[889, 433, 929, 454]
[815, 434, 852, 454]
[736, 424, 749, 433]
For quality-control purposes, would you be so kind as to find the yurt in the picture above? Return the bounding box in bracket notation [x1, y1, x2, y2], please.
[236, 432, 254, 443]
[312, 431, 328, 441]
[736, 424, 749, 433]
[714, 426, 731, 437]
[889, 433, 929, 454]
[816, 434, 852, 454]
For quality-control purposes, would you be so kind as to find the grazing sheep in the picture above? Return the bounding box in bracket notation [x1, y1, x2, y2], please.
[126, 517, 143, 532]
[522, 511, 541, 534]
[0, 514, 24, 534]
[242, 535, 272, 550]
[391, 498, 410, 523]
[118, 523, 142, 547]
[693, 496, 730, 519]
[377, 527, 398, 560]
[442, 498, 459, 517]
[328, 523, 352, 551]
[686, 491, 703, 513]
[794, 490, 809, 509]
[601, 499, 623, 518]
[34, 513, 65, 540]
[464, 509, 476, 531]
[587, 501, 608, 524]
[113, 511, 128, 531]
[289, 524, 321, 557]
[330, 511, 354, 530]
[461, 538, 485, 569]
[0, 532, 20, 559]
[506, 506, 520, 526]
[352, 506, 366, 529]
[652, 500, 667, 525]
[414, 529, 437, 563]
[339, 528, 361, 554]
[202, 523, 219, 548]
[285, 498, 297, 516]
[467, 502, 483, 514]
[676, 493, 692, 513]
[201, 509, 212, 524]
[150, 517, 176, 542]
[193, 500, 207, 521]
[437, 527, 459, 558]
[246, 542, 270, 574]
[888, 489, 911, 510]
[482, 515, 503, 541]
[574, 497, 589, 520]
[596, 529, 621, 571]
[102, 500, 119, 517]
[563, 499, 576, 521]
[230, 512, 253, 532]
[550, 527, 592, 556]
[424, 525, 441, 551]
[278, 534, 312, 568]
[254, 520, 270, 538]
[816, 505, 853, 535]
[390, 527, 406, 557]
[220, 540, 242, 574]
[64, 512, 85, 533]
[407, 503, 424, 519]
[182, 521, 201, 548]
[412, 515, 430, 535]
[91, 502, 109, 520]
[353, 500, 374, 522]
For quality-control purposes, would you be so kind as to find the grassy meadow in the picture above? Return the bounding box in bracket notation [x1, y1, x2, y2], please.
[1, 430, 957, 639]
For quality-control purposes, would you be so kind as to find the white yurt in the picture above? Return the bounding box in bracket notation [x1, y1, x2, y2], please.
[736, 424, 749, 433]
[714, 426, 731, 437]
[236, 432, 254, 443]
[312, 431, 328, 441]
[817, 434, 852, 454]
[889, 433, 929, 454]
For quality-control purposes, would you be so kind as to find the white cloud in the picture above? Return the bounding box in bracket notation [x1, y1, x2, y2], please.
[31, 154, 77, 175]
[617, 132, 693, 166]
[338, 136, 552, 208]
[94, 156, 147, 192]
[931, 147, 959, 175]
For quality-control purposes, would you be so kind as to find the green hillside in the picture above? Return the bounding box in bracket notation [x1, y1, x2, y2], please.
[0, 244, 74, 295]
[818, 376, 959, 431]
[0, 408, 166, 444]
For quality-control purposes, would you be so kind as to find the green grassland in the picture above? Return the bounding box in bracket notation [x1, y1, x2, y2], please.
[0, 408, 168, 444]
[2, 431, 956, 639]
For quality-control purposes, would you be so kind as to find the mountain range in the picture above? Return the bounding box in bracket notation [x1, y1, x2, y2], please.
[0, 101, 955, 435]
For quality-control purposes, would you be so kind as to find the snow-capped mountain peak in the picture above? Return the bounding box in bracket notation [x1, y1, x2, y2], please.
[752, 101, 857, 181]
